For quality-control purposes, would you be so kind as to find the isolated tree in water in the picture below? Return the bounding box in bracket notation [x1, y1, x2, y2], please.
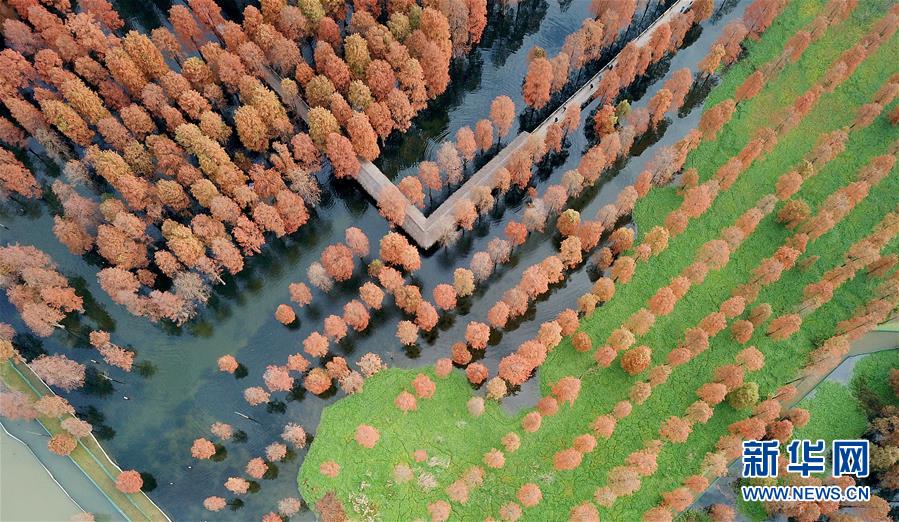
[698, 44, 726, 77]
[475, 119, 493, 151]
[275, 304, 296, 325]
[648, 88, 673, 127]
[455, 126, 477, 162]
[523, 56, 553, 110]
[490, 95, 516, 139]
[1, 148, 42, 199]
[191, 438, 216, 459]
[321, 244, 355, 282]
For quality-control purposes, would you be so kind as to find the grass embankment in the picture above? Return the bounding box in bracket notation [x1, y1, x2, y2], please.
[793, 382, 869, 444]
[302, 367, 510, 516]
[299, 0, 899, 517]
[533, 0, 898, 516]
[0, 359, 169, 522]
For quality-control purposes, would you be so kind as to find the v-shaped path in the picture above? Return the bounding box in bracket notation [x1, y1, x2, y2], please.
[269, 0, 695, 249]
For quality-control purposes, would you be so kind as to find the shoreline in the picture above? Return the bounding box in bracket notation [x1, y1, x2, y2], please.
[1, 423, 85, 522]
[0, 359, 170, 522]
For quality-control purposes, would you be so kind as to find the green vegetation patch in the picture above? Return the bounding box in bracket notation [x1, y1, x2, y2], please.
[851, 349, 899, 411]
[299, 0, 899, 518]
[299, 368, 514, 518]
[794, 381, 869, 444]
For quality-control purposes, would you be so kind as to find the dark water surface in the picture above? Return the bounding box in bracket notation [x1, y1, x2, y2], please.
[0, 0, 745, 519]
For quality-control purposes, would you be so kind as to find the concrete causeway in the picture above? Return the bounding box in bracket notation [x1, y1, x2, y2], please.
[269, 0, 694, 249]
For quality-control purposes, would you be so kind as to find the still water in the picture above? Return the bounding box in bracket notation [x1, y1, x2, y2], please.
[0, 0, 744, 519]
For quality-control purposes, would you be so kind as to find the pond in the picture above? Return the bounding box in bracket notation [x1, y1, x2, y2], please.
[0, 0, 747, 519]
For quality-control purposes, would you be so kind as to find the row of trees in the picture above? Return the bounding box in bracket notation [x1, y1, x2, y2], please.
[495, 194, 778, 513]
[414, 92, 725, 516]
[525, 0, 712, 112]
[621, 167, 895, 520]
[373, 0, 714, 240]
[633, 99, 899, 522]
[0, 0, 492, 327]
[454, 3, 896, 514]
[1, 0, 322, 324]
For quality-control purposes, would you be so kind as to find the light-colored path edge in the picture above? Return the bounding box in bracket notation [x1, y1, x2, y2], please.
[0, 359, 171, 522]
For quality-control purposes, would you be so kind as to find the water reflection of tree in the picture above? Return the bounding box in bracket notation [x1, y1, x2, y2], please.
[519, 0, 677, 130]
[481, 0, 551, 69]
[139, 471, 158, 492]
[61, 277, 116, 341]
[82, 366, 114, 397]
[80, 405, 116, 440]
[375, 54, 486, 179]
[109, 0, 167, 31]
[9, 331, 45, 361]
[712, 0, 742, 23]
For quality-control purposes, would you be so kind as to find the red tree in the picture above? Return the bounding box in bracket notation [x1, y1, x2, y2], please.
[490, 95, 516, 139]
[115, 470, 143, 493]
[523, 56, 553, 110]
[325, 133, 360, 179]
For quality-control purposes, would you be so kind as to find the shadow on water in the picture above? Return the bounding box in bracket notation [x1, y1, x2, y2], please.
[373, 0, 585, 180]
